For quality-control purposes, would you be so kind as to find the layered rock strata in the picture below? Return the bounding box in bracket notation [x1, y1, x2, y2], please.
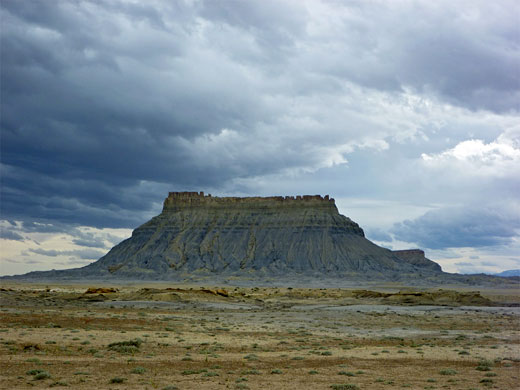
[79, 192, 442, 279]
[392, 249, 442, 272]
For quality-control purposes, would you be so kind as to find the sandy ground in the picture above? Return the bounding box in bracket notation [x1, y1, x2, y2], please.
[0, 282, 519, 390]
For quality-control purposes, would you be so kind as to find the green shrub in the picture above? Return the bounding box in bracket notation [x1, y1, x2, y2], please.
[439, 369, 457, 375]
[181, 369, 207, 375]
[476, 360, 493, 371]
[330, 385, 359, 390]
[241, 369, 260, 375]
[107, 339, 142, 354]
[49, 381, 68, 387]
[26, 369, 45, 375]
[131, 366, 146, 374]
[34, 371, 51, 380]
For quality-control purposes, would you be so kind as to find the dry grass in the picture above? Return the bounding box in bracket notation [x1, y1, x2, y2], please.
[0, 282, 519, 389]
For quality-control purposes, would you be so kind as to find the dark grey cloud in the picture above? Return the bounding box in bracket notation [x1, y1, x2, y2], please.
[19, 221, 78, 234]
[1, 0, 519, 234]
[71, 237, 107, 249]
[392, 206, 520, 249]
[27, 248, 61, 257]
[28, 247, 106, 260]
[366, 228, 392, 243]
[71, 230, 123, 248]
[4, 220, 125, 249]
[0, 229, 24, 241]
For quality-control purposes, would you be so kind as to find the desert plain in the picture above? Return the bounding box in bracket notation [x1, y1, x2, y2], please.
[0, 282, 519, 390]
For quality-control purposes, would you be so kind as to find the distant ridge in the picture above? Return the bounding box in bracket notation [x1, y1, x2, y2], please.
[3, 192, 517, 285]
[494, 269, 520, 277]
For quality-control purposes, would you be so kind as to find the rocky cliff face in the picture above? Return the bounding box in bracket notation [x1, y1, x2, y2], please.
[79, 192, 443, 279]
[392, 250, 442, 272]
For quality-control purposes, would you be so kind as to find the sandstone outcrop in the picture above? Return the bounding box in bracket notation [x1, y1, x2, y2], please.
[84, 287, 118, 294]
[352, 289, 492, 305]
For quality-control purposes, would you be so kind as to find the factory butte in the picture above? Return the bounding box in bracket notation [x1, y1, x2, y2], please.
[12, 191, 457, 283]
[162, 191, 337, 211]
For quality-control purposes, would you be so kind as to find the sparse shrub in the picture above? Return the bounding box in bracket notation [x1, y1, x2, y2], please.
[182, 369, 206, 375]
[330, 385, 359, 390]
[107, 339, 142, 354]
[241, 369, 260, 375]
[271, 369, 283, 374]
[109, 377, 126, 383]
[439, 369, 457, 375]
[243, 354, 258, 360]
[49, 381, 68, 387]
[33, 371, 51, 380]
[131, 366, 146, 374]
[476, 360, 493, 371]
[338, 371, 355, 376]
[26, 369, 45, 375]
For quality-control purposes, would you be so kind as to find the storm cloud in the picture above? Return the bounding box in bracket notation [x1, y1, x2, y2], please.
[1, 0, 519, 275]
[28, 247, 107, 260]
[392, 206, 520, 249]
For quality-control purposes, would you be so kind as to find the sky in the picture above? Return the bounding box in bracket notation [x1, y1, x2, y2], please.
[1, 0, 519, 276]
